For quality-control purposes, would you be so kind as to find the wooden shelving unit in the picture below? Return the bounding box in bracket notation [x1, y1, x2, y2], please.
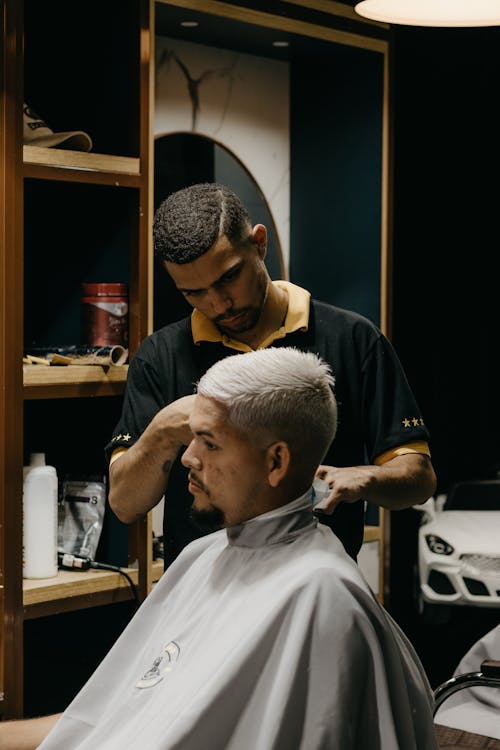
[0, 0, 153, 719]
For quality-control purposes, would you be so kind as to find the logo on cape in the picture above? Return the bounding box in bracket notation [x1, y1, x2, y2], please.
[136, 641, 180, 689]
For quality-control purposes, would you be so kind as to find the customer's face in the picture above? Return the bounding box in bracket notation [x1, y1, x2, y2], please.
[165, 227, 269, 338]
[181, 394, 270, 529]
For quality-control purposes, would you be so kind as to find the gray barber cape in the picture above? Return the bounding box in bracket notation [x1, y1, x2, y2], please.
[38, 492, 438, 750]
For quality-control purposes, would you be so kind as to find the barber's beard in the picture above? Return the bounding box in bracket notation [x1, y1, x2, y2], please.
[213, 271, 268, 336]
[214, 305, 261, 335]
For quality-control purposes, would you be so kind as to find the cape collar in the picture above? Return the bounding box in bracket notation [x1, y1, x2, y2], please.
[226, 489, 317, 548]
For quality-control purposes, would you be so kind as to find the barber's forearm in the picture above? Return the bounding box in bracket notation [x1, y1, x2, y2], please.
[363, 454, 437, 510]
[315, 454, 436, 515]
[0, 713, 61, 750]
[108, 394, 195, 523]
[108, 430, 181, 523]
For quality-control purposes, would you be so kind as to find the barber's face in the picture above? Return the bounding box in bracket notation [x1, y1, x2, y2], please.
[181, 394, 270, 529]
[165, 226, 269, 338]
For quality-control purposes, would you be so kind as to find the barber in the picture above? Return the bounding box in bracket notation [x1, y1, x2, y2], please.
[106, 182, 436, 567]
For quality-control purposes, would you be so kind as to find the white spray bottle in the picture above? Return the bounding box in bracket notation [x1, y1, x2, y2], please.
[23, 452, 58, 579]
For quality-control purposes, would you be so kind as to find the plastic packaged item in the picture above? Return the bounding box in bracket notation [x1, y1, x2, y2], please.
[23, 453, 58, 579]
[58, 478, 106, 560]
[81, 282, 128, 348]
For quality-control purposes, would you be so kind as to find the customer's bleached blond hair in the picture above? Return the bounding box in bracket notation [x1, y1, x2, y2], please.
[197, 347, 337, 473]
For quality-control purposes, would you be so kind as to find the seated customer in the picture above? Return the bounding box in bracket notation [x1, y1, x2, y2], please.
[2, 347, 438, 750]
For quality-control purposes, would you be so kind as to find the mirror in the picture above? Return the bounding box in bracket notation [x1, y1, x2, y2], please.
[153, 132, 285, 329]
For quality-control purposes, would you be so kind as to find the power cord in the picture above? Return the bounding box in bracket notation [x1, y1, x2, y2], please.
[58, 552, 140, 610]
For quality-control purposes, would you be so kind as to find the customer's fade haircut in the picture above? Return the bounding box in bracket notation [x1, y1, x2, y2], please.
[197, 347, 338, 473]
[153, 182, 252, 264]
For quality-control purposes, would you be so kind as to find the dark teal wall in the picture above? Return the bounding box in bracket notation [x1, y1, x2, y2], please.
[389, 27, 500, 686]
[290, 43, 384, 327]
[392, 27, 500, 492]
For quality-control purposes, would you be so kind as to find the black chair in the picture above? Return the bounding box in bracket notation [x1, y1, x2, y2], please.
[434, 659, 500, 714]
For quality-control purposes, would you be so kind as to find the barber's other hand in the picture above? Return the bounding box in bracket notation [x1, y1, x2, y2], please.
[313, 464, 374, 514]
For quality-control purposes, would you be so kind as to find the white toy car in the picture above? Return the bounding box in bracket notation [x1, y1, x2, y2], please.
[413, 480, 500, 624]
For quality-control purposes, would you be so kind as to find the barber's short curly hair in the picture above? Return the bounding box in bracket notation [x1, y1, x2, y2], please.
[153, 183, 252, 264]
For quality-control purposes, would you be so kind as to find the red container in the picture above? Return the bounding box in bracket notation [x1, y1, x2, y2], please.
[81, 283, 128, 348]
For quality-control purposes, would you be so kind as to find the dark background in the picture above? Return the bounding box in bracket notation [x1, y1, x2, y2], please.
[389, 24, 500, 686]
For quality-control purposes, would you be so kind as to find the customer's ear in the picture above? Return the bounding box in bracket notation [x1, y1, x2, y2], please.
[267, 442, 290, 487]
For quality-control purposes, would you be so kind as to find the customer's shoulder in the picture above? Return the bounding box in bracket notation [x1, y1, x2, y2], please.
[292, 528, 367, 590]
[290, 548, 377, 622]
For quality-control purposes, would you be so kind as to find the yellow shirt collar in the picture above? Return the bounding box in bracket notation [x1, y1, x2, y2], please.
[191, 280, 311, 352]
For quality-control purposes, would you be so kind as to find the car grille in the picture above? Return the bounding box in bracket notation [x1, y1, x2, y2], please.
[460, 554, 500, 574]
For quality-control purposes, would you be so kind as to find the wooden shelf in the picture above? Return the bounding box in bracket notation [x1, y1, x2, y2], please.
[23, 364, 128, 399]
[363, 525, 382, 543]
[23, 146, 142, 186]
[23, 560, 164, 619]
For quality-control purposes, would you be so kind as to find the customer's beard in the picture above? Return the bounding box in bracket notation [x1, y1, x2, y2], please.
[190, 505, 225, 533]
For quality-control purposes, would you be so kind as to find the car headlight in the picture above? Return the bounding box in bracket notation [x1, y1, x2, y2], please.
[425, 534, 454, 555]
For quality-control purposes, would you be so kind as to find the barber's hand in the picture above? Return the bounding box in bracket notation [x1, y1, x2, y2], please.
[313, 464, 374, 515]
[153, 394, 196, 448]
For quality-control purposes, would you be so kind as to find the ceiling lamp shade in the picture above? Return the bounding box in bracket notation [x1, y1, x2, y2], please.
[354, 0, 500, 26]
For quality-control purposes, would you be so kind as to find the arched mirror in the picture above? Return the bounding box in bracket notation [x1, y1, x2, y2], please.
[153, 132, 285, 329]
